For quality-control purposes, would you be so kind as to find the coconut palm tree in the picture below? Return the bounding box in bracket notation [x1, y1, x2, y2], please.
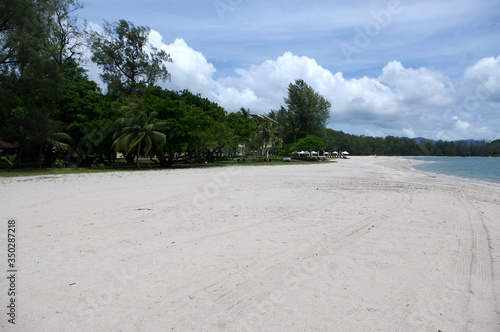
[112, 104, 166, 168]
[256, 122, 278, 161]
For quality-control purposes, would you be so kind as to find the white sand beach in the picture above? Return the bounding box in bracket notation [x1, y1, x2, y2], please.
[1, 156, 499, 331]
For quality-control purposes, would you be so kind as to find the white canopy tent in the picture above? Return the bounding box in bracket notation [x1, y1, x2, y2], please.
[298, 151, 310, 157]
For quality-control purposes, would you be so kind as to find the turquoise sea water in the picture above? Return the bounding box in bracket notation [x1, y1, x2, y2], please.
[406, 157, 500, 184]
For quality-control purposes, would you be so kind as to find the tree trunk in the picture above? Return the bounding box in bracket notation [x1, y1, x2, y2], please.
[156, 153, 166, 168]
[136, 142, 141, 168]
[45, 144, 55, 167]
[38, 143, 43, 169]
[16, 148, 22, 168]
[125, 154, 134, 164]
[167, 154, 175, 167]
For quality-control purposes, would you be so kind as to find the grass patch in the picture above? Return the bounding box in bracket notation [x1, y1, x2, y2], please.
[0, 159, 335, 177]
[0, 168, 113, 177]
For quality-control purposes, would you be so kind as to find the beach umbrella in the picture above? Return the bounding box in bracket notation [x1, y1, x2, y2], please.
[342, 151, 350, 155]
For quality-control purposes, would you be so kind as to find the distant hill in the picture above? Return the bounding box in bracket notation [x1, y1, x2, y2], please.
[455, 139, 488, 146]
[412, 137, 435, 143]
[412, 137, 488, 146]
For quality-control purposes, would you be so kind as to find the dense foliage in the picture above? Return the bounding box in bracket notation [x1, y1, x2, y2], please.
[271, 79, 331, 144]
[323, 130, 500, 157]
[87, 19, 173, 96]
[1, 1, 499, 170]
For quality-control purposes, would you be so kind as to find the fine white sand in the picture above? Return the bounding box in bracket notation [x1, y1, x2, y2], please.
[1, 156, 499, 331]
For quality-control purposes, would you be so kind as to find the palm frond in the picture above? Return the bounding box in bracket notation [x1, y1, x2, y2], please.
[149, 131, 166, 152]
[111, 105, 167, 165]
[142, 136, 153, 155]
[48, 132, 72, 151]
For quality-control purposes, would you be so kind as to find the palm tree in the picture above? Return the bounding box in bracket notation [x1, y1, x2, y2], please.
[256, 122, 278, 161]
[112, 104, 167, 168]
[45, 132, 72, 165]
[239, 107, 250, 119]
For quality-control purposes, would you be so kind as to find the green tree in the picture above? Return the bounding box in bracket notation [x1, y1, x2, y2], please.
[183, 106, 219, 161]
[485, 139, 500, 156]
[145, 87, 235, 166]
[1, 0, 83, 74]
[0, 0, 31, 67]
[279, 79, 331, 144]
[295, 135, 325, 152]
[56, 61, 104, 143]
[0, 0, 82, 168]
[177, 90, 230, 162]
[224, 108, 257, 156]
[88, 19, 172, 95]
[45, 0, 84, 66]
[112, 104, 167, 168]
[179, 90, 226, 122]
[140, 87, 189, 167]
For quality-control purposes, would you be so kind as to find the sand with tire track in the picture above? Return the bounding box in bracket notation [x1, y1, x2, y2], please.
[0, 156, 499, 331]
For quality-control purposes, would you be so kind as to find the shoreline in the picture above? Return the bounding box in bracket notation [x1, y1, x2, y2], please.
[1, 156, 498, 331]
[401, 156, 500, 186]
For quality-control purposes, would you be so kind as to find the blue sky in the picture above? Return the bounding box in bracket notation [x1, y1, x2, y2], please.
[79, 0, 500, 140]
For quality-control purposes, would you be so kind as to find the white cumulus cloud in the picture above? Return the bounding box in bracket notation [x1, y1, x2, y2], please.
[463, 55, 500, 104]
[149, 31, 217, 97]
[379, 60, 456, 107]
[86, 25, 500, 140]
